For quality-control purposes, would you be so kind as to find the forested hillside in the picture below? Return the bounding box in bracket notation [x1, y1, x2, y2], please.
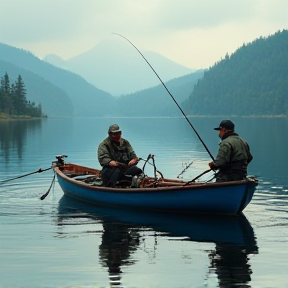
[0, 42, 198, 117]
[0, 59, 73, 117]
[0, 43, 115, 117]
[0, 72, 43, 117]
[116, 70, 204, 116]
[183, 30, 288, 116]
[2, 29, 287, 118]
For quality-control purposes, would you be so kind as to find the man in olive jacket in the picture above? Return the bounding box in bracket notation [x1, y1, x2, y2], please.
[98, 124, 140, 186]
[209, 120, 253, 182]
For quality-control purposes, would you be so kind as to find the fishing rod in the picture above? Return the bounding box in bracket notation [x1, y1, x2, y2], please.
[0, 167, 53, 184]
[113, 33, 215, 161]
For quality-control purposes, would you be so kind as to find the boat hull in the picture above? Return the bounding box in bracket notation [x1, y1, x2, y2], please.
[55, 163, 258, 215]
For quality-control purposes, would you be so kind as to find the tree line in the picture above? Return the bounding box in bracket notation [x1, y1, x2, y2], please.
[182, 29, 288, 116]
[0, 72, 43, 117]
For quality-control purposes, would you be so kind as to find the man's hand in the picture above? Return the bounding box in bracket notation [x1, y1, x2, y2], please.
[128, 158, 138, 166]
[209, 161, 217, 169]
[109, 160, 119, 167]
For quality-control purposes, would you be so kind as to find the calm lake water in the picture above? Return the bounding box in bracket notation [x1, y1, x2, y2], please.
[0, 117, 288, 288]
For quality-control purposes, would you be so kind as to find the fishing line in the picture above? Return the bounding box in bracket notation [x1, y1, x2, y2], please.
[113, 33, 215, 161]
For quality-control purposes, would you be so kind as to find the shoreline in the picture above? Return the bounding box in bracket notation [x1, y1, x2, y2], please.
[0, 114, 287, 121]
[0, 113, 46, 121]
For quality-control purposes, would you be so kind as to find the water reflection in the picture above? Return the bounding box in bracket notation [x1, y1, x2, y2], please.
[56, 196, 258, 287]
[0, 120, 42, 162]
[207, 215, 257, 287]
[99, 222, 140, 287]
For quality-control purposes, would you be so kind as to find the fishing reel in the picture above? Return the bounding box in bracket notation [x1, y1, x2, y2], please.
[52, 155, 67, 167]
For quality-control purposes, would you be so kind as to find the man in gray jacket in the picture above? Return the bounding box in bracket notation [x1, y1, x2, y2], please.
[98, 124, 141, 186]
[209, 120, 253, 182]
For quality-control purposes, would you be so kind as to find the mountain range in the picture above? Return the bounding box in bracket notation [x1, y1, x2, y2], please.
[0, 40, 198, 117]
[44, 37, 194, 96]
[0, 43, 115, 116]
[2, 29, 287, 118]
[115, 71, 204, 117]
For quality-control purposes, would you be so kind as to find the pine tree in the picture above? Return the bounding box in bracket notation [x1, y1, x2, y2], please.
[13, 75, 27, 115]
[0, 72, 43, 117]
[1, 72, 10, 94]
[0, 72, 12, 114]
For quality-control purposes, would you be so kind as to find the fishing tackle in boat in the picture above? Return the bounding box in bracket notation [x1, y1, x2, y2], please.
[177, 160, 194, 179]
[52, 153, 258, 215]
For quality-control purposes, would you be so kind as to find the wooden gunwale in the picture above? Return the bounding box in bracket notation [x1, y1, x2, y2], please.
[55, 163, 254, 193]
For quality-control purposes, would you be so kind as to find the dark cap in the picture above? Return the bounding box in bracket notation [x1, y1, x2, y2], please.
[108, 124, 121, 133]
[214, 120, 235, 131]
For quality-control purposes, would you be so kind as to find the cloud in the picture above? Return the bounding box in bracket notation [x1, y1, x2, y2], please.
[0, 0, 97, 42]
[0, 0, 288, 68]
[0, 0, 156, 42]
[0, 0, 257, 42]
[149, 0, 256, 31]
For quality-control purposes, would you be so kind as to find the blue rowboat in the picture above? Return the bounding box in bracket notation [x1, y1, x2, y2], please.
[54, 162, 258, 215]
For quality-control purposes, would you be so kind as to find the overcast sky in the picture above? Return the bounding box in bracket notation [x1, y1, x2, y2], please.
[0, 0, 287, 69]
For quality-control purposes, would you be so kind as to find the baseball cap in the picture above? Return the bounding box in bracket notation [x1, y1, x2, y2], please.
[214, 120, 235, 131]
[108, 124, 121, 133]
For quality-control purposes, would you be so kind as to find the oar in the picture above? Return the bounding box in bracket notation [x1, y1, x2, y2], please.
[0, 167, 53, 184]
[40, 173, 56, 200]
[183, 169, 212, 186]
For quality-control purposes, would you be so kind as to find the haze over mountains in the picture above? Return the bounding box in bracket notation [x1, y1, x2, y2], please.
[0, 58, 74, 117]
[1, 29, 287, 118]
[44, 37, 194, 96]
[0, 39, 197, 117]
[0, 43, 115, 117]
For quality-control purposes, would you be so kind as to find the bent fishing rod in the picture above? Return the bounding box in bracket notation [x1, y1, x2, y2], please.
[112, 33, 215, 162]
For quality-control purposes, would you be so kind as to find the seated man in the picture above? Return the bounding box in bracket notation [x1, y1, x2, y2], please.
[98, 124, 142, 187]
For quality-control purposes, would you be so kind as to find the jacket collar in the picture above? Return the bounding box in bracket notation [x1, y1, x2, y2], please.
[221, 131, 238, 140]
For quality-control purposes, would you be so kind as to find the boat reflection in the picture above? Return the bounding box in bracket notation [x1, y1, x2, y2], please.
[99, 221, 140, 287]
[57, 195, 258, 287]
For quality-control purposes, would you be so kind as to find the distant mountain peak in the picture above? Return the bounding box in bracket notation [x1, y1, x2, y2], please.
[43, 54, 68, 70]
[61, 37, 194, 95]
